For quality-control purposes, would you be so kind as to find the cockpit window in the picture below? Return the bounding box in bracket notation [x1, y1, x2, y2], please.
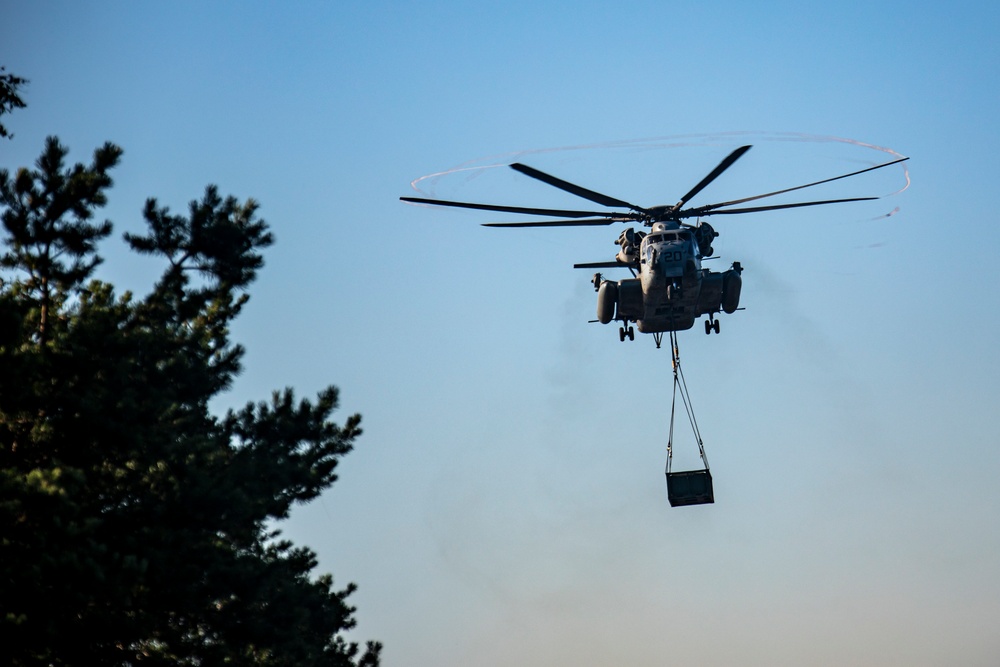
[647, 231, 691, 244]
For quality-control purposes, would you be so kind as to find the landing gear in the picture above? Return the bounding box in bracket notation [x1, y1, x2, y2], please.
[619, 325, 634, 342]
[704, 316, 720, 335]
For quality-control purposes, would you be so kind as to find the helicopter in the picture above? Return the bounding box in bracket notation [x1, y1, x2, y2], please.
[402, 145, 908, 348]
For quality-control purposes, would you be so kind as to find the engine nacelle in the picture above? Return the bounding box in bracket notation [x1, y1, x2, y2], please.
[694, 222, 719, 257]
[615, 227, 639, 265]
[616, 247, 637, 264]
[616, 227, 636, 246]
[721, 262, 743, 314]
[596, 281, 617, 324]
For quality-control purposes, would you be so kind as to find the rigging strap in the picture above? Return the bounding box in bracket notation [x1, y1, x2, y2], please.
[665, 331, 710, 474]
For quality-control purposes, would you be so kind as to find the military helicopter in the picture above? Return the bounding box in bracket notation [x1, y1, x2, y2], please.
[402, 145, 908, 347]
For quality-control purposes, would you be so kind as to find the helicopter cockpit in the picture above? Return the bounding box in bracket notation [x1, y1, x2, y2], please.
[644, 230, 693, 245]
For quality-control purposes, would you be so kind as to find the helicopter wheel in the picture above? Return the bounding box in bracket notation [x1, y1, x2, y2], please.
[705, 320, 712, 335]
[713, 320, 720, 334]
[619, 326, 634, 342]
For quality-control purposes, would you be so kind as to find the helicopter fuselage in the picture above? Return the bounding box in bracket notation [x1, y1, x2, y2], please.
[595, 221, 743, 337]
[639, 222, 702, 328]
[402, 144, 906, 343]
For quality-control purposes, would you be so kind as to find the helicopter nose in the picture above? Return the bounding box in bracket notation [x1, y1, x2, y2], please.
[652, 245, 689, 278]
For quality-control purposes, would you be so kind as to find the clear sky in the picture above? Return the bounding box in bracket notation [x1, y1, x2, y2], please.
[4, 2, 1000, 665]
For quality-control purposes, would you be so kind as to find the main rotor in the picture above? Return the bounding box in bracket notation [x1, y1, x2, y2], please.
[401, 145, 908, 228]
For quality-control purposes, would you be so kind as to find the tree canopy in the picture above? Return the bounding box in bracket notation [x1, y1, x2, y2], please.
[0, 71, 380, 666]
[0, 67, 27, 139]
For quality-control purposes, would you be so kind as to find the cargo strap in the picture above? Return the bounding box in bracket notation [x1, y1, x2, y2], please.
[666, 331, 710, 474]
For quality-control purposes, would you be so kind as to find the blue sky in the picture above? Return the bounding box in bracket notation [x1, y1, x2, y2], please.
[4, 2, 1000, 665]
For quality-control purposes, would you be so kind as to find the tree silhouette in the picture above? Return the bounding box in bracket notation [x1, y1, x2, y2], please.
[0, 67, 27, 139]
[0, 70, 381, 666]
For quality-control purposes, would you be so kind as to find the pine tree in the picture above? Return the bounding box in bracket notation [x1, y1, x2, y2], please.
[0, 67, 27, 139]
[0, 71, 380, 666]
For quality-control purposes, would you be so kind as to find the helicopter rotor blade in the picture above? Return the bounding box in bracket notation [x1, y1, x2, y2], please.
[400, 196, 620, 219]
[482, 218, 622, 228]
[671, 145, 752, 211]
[573, 260, 633, 269]
[510, 163, 649, 213]
[688, 196, 878, 217]
[690, 156, 910, 215]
